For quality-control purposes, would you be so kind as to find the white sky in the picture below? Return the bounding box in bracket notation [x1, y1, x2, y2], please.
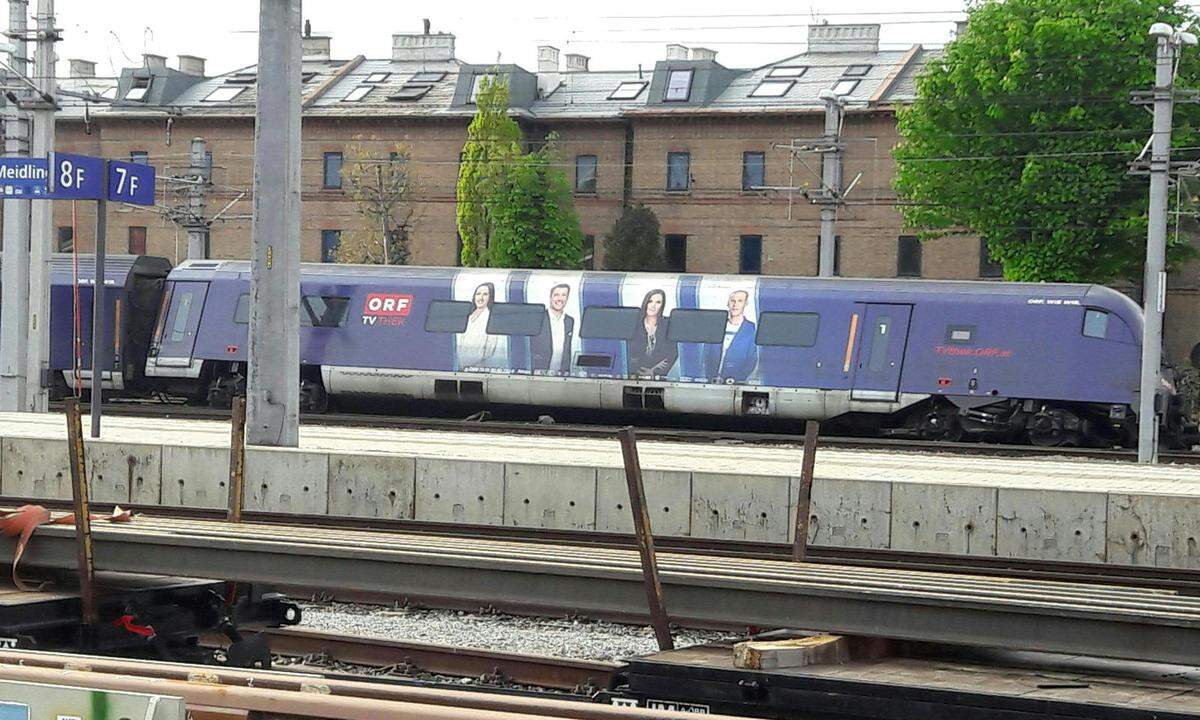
[51, 0, 966, 79]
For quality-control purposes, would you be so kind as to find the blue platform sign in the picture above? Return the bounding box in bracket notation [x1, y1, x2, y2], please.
[106, 159, 155, 206]
[50, 152, 106, 200]
[0, 157, 48, 197]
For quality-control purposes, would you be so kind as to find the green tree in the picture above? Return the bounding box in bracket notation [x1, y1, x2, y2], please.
[456, 74, 521, 266]
[894, 0, 1199, 282]
[602, 204, 665, 271]
[337, 137, 418, 265]
[488, 137, 584, 268]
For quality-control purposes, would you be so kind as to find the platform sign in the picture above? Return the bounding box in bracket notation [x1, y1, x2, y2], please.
[0, 681, 184, 720]
[0, 702, 28, 720]
[106, 159, 155, 206]
[49, 152, 106, 200]
[0, 157, 48, 197]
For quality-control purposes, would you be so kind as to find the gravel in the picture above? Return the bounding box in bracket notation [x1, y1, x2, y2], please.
[296, 601, 736, 662]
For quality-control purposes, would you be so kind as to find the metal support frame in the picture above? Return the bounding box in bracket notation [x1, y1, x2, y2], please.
[792, 420, 819, 561]
[0, 0, 31, 411]
[618, 426, 673, 651]
[25, 0, 55, 412]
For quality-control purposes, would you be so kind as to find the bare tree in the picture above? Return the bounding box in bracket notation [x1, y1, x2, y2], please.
[336, 137, 419, 264]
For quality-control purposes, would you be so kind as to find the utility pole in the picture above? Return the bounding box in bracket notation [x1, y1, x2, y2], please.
[24, 0, 55, 412]
[185, 137, 210, 259]
[247, 0, 301, 446]
[0, 0, 31, 411]
[90, 189, 106, 438]
[1138, 24, 1197, 463]
[816, 90, 845, 277]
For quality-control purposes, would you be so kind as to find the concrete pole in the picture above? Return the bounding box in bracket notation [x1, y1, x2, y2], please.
[0, 0, 31, 410]
[24, 0, 54, 412]
[186, 137, 209, 259]
[817, 95, 844, 277]
[247, 0, 301, 446]
[89, 195, 105, 438]
[1138, 28, 1178, 463]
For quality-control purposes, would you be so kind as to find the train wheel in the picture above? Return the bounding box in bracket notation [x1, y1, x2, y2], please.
[917, 407, 964, 442]
[300, 379, 328, 414]
[1027, 406, 1082, 447]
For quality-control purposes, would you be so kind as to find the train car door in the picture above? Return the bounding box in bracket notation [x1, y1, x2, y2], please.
[850, 303, 912, 401]
[151, 281, 208, 365]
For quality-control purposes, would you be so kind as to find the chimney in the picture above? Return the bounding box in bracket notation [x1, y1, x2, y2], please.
[538, 45, 560, 72]
[807, 23, 880, 53]
[690, 47, 717, 61]
[142, 53, 167, 71]
[68, 58, 96, 78]
[393, 32, 456, 62]
[564, 53, 589, 72]
[177, 54, 206, 76]
[665, 44, 689, 61]
[302, 35, 331, 61]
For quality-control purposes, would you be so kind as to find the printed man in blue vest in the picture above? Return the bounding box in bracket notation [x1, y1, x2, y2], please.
[704, 289, 758, 382]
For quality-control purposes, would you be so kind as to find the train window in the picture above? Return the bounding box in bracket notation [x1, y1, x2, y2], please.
[580, 306, 641, 340]
[425, 300, 473, 333]
[233, 294, 249, 324]
[169, 293, 194, 343]
[945, 325, 974, 344]
[867, 316, 891, 372]
[667, 309, 728, 344]
[756, 312, 820, 347]
[300, 295, 350, 328]
[486, 302, 545, 336]
[1083, 309, 1109, 339]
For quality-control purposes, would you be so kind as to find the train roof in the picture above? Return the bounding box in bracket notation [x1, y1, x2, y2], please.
[0, 253, 171, 285]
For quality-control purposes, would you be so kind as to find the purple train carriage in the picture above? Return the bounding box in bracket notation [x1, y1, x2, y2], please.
[114, 258, 1193, 448]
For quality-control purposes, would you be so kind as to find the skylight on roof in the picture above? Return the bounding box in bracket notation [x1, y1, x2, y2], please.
[389, 84, 431, 101]
[843, 64, 872, 77]
[750, 79, 794, 98]
[227, 72, 257, 85]
[664, 68, 693, 102]
[343, 86, 373, 102]
[608, 81, 647, 100]
[302, 72, 318, 83]
[364, 72, 390, 83]
[101, 87, 117, 99]
[410, 71, 446, 84]
[831, 78, 860, 96]
[767, 66, 807, 78]
[203, 86, 245, 103]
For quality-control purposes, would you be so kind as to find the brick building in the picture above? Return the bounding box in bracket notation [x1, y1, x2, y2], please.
[45, 23, 1200, 364]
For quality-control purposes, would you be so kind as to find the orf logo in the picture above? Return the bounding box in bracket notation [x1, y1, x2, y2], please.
[363, 293, 413, 326]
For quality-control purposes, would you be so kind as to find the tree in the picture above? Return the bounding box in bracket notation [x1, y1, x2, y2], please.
[337, 138, 418, 265]
[456, 74, 521, 266]
[894, 0, 1200, 282]
[488, 137, 584, 268]
[602, 204, 665, 271]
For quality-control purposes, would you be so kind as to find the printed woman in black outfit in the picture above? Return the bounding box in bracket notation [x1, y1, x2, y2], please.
[627, 288, 678, 377]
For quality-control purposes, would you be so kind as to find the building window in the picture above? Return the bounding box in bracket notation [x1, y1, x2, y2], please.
[342, 86, 373, 102]
[323, 152, 343, 189]
[739, 235, 763, 275]
[830, 79, 859, 96]
[130, 151, 149, 165]
[767, 66, 807, 78]
[844, 64, 872, 77]
[321, 230, 341, 262]
[203, 86, 244, 103]
[56, 226, 74, 252]
[364, 72, 390, 83]
[128, 226, 147, 255]
[667, 152, 690, 191]
[575, 155, 598, 194]
[742, 151, 765, 190]
[608, 81, 647, 100]
[897, 235, 922, 277]
[979, 238, 1003, 278]
[582, 234, 595, 270]
[125, 77, 151, 101]
[664, 68, 693, 102]
[665, 234, 687, 272]
[750, 80, 793, 98]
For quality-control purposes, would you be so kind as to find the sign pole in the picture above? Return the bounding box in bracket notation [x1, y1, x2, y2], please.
[90, 182, 107, 439]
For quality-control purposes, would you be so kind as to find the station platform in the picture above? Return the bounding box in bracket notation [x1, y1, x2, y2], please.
[1, 412, 1199, 569]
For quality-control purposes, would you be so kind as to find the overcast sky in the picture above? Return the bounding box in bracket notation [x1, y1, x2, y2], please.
[51, 0, 966, 79]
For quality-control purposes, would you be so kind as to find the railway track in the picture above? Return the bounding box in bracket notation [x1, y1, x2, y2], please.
[53, 400, 1200, 464]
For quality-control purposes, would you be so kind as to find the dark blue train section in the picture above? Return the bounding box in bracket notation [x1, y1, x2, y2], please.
[124, 259, 1192, 448]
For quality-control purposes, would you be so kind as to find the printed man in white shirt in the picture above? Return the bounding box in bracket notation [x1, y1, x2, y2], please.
[532, 283, 575, 374]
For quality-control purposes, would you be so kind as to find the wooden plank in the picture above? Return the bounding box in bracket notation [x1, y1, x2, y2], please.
[792, 420, 820, 561]
[734, 635, 849, 670]
[64, 398, 97, 626]
[618, 426, 674, 652]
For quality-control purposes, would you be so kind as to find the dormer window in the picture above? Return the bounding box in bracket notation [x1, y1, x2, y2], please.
[125, 77, 151, 101]
[343, 86, 373, 102]
[664, 68, 693, 102]
[751, 80, 794, 98]
[831, 79, 859, 96]
[364, 72, 390, 84]
[203, 86, 244, 102]
[609, 80, 648, 100]
[767, 66, 807, 78]
[843, 64, 872, 77]
[469, 73, 497, 103]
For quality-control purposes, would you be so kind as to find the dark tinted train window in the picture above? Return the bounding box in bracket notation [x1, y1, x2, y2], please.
[301, 295, 350, 328]
[170, 293, 194, 343]
[486, 303, 545, 336]
[667, 309, 727, 344]
[581, 306, 641, 340]
[233, 294, 249, 324]
[757, 312, 819, 347]
[1083, 309, 1109, 339]
[868, 315, 892, 371]
[426, 300, 473, 333]
[945, 325, 974, 344]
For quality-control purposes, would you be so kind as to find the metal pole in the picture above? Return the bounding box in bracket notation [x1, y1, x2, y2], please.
[89, 195, 106, 438]
[24, 0, 55, 412]
[64, 397, 97, 628]
[247, 0, 301, 447]
[0, 0, 31, 411]
[617, 426, 674, 651]
[792, 420, 819, 561]
[186, 137, 209, 259]
[1138, 29, 1177, 463]
[817, 95, 844, 277]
